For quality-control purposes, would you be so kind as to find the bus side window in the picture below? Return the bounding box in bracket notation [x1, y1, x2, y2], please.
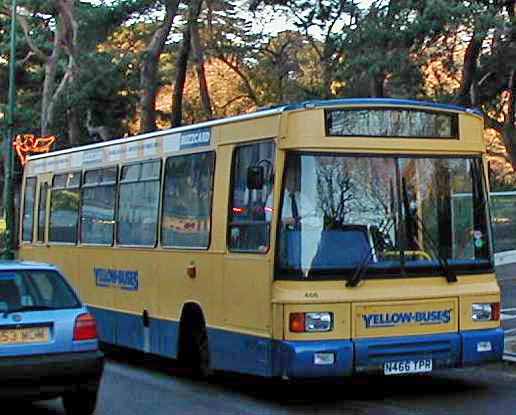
[228, 141, 275, 253]
[22, 177, 37, 243]
[49, 172, 81, 244]
[81, 167, 117, 245]
[117, 160, 161, 246]
[161, 152, 215, 249]
[37, 183, 48, 243]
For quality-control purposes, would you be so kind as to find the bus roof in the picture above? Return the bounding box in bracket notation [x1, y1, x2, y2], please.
[27, 98, 482, 162]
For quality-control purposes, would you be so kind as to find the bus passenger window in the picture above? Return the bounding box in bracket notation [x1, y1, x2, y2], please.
[22, 177, 37, 242]
[228, 141, 275, 253]
[81, 167, 117, 245]
[49, 172, 81, 243]
[118, 160, 161, 246]
[37, 183, 48, 243]
[161, 152, 215, 249]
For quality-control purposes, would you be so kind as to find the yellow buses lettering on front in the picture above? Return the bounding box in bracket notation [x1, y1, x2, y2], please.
[19, 99, 503, 379]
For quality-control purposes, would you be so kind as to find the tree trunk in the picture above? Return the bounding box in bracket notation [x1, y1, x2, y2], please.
[41, 48, 61, 136]
[171, 27, 191, 127]
[139, 0, 181, 133]
[190, 8, 212, 120]
[29, 10, 66, 136]
[56, 0, 81, 147]
[504, 69, 516, 167]
[172, 1, 203, 127]
[370, 74, 385, 98]
[67, 107, 81, 146]
[457, 33, 483, 107]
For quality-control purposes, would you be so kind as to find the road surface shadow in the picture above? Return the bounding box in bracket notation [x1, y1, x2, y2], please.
[103, 344, 493, 409]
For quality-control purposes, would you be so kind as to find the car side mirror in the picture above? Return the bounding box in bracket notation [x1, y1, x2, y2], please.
[247, 166, 265, 190]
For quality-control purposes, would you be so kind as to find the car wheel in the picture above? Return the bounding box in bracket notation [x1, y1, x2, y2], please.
[62, 387, 99, 415]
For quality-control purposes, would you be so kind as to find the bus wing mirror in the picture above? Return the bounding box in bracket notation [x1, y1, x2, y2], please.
[247, 166, 265, 190]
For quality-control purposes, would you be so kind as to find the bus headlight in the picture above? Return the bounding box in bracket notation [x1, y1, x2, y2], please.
[290, 312, 333, 332]
[472, 303, 500, 321]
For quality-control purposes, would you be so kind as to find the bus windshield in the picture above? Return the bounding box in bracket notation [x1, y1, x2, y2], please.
[277, 153, 491, 279]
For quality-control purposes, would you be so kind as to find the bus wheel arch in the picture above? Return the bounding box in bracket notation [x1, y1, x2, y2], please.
[178, 302, 212, 378]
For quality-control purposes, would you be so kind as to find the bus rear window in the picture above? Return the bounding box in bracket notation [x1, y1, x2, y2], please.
[325, 108, 458, 138]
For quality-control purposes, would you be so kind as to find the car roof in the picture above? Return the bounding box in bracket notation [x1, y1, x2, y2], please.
[0, 260, 59, 272]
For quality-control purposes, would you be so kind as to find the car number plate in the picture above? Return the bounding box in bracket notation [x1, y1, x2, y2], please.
[0, 327, 50, 345]
[384, 359, 432, 375]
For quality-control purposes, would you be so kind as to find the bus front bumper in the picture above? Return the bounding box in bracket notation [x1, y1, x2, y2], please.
[275, 328, 504, 378]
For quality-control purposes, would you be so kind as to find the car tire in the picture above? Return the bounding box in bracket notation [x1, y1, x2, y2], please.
[62, 387, 99, 415]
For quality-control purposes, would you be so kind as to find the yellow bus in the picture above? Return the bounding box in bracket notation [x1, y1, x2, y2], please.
[19, 99, 503, 378]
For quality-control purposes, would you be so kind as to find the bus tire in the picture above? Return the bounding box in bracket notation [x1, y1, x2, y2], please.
[192, 325, 212, 378]
[178, 307, 212, 378]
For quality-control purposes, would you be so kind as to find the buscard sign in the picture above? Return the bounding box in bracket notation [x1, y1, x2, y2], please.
[180, 128, 211, 150]
[363, 309, 452, 329]
[95, 268, 139, 291]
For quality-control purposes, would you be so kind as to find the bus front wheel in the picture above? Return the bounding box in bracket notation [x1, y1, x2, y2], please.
[179, 311, 212, 378]
[192, 326, 211, 378]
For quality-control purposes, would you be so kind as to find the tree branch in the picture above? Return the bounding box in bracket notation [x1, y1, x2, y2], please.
[485, 114, 504, 132]
[16, 13, 49, 62]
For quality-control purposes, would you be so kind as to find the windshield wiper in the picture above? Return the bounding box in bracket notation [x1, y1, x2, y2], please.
[2, 305, 55, 318]
[401, 178, 457, 283]
[346, 220, 395, 288]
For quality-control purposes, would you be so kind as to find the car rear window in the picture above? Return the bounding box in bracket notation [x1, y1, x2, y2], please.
[0, 270, 81, 313]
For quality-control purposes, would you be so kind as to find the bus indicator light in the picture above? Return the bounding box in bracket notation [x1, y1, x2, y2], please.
[492, 302, 500, 321]
[289, 313, 305, 333]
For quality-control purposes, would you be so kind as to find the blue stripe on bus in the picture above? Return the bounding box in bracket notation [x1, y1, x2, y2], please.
[461, 328, 504, 366]
[87, 306, 179, 357]
[208, 328, 274, 377]
[87, 306, 503, 377]
[272, 339, 354, 378]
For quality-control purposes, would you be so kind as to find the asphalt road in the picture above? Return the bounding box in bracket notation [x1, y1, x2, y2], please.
[497, 263, 516, 333]
[5, 353, 516, 415]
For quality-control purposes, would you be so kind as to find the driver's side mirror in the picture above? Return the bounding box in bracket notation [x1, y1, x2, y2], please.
[247, 166, 265, 190]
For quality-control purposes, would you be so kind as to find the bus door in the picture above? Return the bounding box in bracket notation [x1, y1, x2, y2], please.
[222, 140, 276, 366]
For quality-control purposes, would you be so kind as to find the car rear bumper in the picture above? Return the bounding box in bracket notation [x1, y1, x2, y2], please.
[0, 350, 104, 399]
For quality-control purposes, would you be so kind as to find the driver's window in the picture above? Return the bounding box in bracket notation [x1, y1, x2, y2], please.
[228, 141, 275, 253]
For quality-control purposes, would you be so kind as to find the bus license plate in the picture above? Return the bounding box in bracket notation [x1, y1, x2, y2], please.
[384, 359, 432, 375]
[0, 327, 50, 345]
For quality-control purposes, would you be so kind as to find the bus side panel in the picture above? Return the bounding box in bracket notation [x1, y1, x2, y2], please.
[215, 255, 273, 374]
[155, 251, 225, 358]
[208, 328, 274, 377]
[222, 256, 272, 334]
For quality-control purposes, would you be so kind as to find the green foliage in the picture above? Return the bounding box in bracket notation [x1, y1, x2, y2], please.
[0, 0, 513, 168]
